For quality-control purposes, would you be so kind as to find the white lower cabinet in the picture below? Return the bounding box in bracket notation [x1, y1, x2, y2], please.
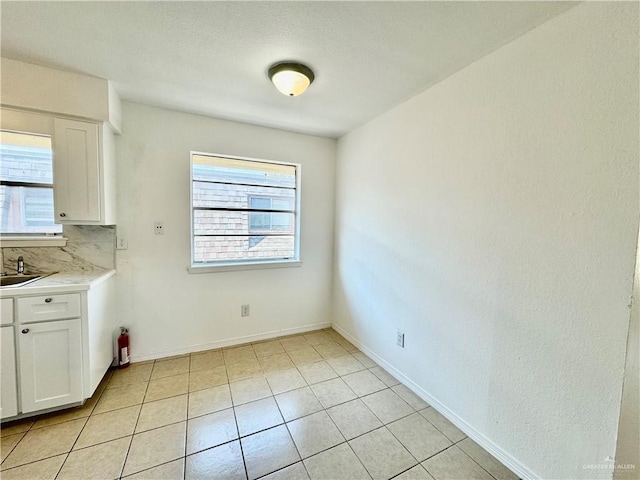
[1, 326, 18, 418]
[1, 273, 116, 421]
[18, 318, 83, 413]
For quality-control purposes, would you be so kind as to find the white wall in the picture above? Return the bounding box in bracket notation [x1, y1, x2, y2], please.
[615, 228, 639, 479]
[116, 102, 336, 360]
[332, 3, 638, 480]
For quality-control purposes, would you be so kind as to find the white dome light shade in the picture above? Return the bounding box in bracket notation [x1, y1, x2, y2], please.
[268, 62, 315, 97]
[271, 70, 310, 96]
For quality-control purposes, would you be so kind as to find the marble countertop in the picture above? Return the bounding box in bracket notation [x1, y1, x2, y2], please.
[0, 269, 116, 297]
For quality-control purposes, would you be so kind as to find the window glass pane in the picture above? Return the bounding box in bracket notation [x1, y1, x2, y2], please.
[0, 131, 53, 184]
[0, 130, 61, 235]
[271, 213, 291, 230]
[250, 197, 271, 210]
[249, 212, 271, 231]
[0, 186, 62, 234]
[194, 235, 295, 263]
[194, 210, 294, 236]
[193, 182, 295, 210]
[192, 153, 299, 265]
[193, 154, 295, 188]
[271, 198, 291, 210]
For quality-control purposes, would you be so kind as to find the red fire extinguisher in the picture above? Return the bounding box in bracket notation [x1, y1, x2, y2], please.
[118, 327, 130, 368]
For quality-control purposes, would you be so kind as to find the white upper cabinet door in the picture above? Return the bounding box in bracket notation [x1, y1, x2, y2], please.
[53, 118, 101, 223]
[1, 326, 18, 419]
[18, 318, 83, 413]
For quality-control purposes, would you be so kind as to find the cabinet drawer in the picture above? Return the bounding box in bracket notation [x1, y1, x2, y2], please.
[17, 294, 81, 323]
[1, 298, 13, 325]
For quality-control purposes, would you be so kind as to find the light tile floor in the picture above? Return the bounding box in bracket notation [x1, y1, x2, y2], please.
[0, 328, 519, 480]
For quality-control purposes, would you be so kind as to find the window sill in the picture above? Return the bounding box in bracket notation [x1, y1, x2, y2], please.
[188, 260, 302, 274]
[0, 236, 68, 248]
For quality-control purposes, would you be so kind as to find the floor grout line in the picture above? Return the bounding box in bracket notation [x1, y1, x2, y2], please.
[452, 440, 502, 480]
[1, 370, 114, 478]
[117, 360, 153, 479]
[1, 328, 517, 480]
[231, 375, 251, 480]
[182, 355, 191, 480]
[1, 385, 413, 474]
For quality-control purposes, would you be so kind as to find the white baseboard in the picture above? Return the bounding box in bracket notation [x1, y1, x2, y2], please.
[130, 322, 331, 363]
[332, 323, 535, 480]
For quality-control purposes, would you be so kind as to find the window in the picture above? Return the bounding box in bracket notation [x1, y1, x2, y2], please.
[191, 152, 300, 267]
[248, 196, 294, 233]
[0, 130, 62, 235]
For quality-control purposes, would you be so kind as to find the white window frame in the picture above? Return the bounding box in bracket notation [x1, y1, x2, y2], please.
[188, 151, 302, 273]
[0, 108, 66, 247]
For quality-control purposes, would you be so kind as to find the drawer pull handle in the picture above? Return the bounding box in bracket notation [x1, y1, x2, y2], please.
[44, 298, 53, 303]
[21, 329, 29, 334]
[59, 213, 66, 217]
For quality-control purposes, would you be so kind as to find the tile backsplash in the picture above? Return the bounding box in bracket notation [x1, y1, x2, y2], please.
[2, 225, 115, 274]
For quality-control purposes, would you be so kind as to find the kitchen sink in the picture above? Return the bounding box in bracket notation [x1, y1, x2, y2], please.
[0, 274, 46, 288]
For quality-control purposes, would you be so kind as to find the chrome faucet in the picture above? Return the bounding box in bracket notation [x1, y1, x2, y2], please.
[17, 256, 24, 275]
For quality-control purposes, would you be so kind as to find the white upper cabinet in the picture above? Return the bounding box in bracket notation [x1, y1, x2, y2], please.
[1, 60, 121, 228]
[53, 118, 116, 225]
[53, 118, 100, 222]
[1, 108, 117, 228]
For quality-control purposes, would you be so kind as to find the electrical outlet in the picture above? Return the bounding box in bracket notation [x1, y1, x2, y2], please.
[154, 221, 164, 235]
[241, 304, 250, 317]
[116, 236, 128, 250]
[397, 331, 405, 348]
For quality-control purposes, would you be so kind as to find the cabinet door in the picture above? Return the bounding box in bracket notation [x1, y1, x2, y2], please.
[1, 298, 14, 325]
[18, 318, 83, 413]
[1, 326, 18, 419]
[53, 118, 101, 223]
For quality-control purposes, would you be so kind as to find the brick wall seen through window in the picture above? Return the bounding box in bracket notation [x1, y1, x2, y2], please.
[191, 153, 299, 265]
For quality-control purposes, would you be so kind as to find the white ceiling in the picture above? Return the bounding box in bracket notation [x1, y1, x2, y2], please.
[1, 1, 575, 138]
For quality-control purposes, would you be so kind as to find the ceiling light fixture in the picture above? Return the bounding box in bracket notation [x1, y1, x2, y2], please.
[268, 62, 315, 97]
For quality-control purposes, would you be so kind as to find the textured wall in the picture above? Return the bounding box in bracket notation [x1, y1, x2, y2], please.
[332, 3, 638, 479]
[615, 231, 639, 479]
[115, 102, 336, 360]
